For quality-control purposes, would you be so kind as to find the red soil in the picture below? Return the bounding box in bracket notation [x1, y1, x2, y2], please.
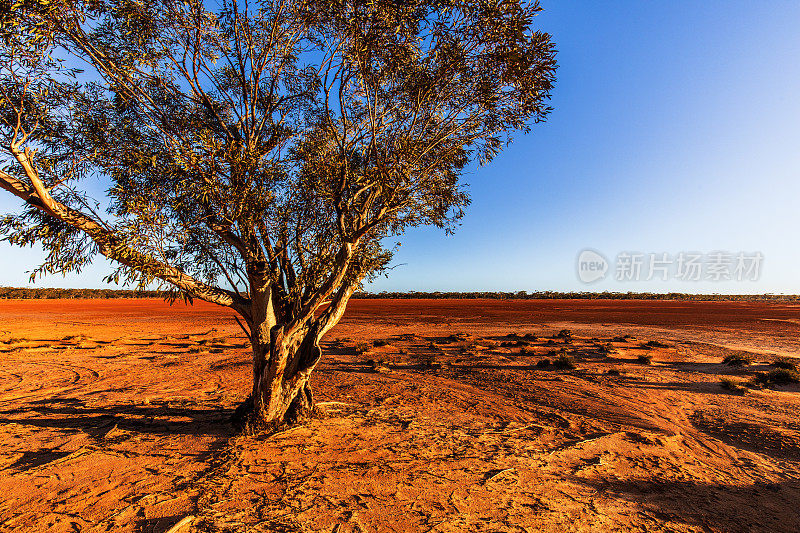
[0, 299, 799, 532]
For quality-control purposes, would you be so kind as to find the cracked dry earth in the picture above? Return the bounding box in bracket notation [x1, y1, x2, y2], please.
[1, 299, 800, 532]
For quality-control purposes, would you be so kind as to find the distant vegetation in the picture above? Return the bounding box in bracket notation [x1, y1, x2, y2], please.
[2, 287, 799, 301]
[351, 291, 800, 301]
[0, 287, 166, 299]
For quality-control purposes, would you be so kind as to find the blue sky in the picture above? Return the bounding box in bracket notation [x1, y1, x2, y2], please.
[2, 1, 799, 293]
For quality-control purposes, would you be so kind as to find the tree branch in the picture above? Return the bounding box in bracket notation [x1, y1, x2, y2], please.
[0, 163, 246, 312]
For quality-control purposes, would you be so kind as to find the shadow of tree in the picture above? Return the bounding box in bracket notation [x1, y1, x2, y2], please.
[0, 398, 233, 437]
[10, 449, 73, 470]
[666, 360, 774, 376]
[136, 514, 188, 533]
[3, 398, 235, 475]
[578, 476, 800, 533]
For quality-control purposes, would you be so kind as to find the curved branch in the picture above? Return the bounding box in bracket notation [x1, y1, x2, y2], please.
[316, 275, 359, 339]
[0, 163, 247, 312]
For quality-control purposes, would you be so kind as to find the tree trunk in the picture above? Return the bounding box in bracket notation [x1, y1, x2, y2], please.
[231, 269, 357, 433]
[232, 322, 322, 433]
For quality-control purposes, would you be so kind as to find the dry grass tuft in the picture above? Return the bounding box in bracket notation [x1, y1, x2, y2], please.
[723, 352, 754, 367]
[720, 377, 747, 395]
[748, 369, 800, 388]
[771, 356, 797, 370]
[553, 353, 575, 370]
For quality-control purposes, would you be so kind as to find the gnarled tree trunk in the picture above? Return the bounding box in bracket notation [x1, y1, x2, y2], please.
[259, 324, 321, 427]
[233, 324, 323, 432]
[233, 247, 357, 433]
[232, 279, 327, 432]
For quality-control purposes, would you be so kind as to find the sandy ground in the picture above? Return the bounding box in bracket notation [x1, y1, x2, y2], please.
[1, 299, 799, 532]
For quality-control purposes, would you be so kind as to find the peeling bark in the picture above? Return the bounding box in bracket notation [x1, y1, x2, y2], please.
[234, 324, 322, 433]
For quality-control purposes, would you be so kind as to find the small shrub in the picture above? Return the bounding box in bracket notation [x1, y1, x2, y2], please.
[556, 329, 573, 340]
[370, 358, 390, 373]
[612, 335, 630, 343]
[749, 369, 800, 388]
[636, 354, 652, 365]
[720, 377, 747, 395]
[523, 333, 538, 340]
[771, 357, 797, 370]
[536, 358, 551, 368]
[606, 368, 621, 376]
[419, 353, 439, 368]
[355, 342, 371, 354]
[597, 343, 616, 355]
[553, 353, 576, 370]
[768, 369, 800, 385]
[643, 340, 669, 348]
[501, 340, 530, 347]
[372, 339, 389, 347]
[188, 347, 202, 354]
[544, 339, 557, 346]
[723, 352, 754, 367]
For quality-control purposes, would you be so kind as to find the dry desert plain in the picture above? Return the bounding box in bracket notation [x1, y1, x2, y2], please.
[1, 298, 800, 532]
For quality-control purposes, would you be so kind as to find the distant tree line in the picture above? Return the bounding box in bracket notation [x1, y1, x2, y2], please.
[2, 287, 797, 302]
[0, 287, 167, 299]
[351, 291, 800, 301]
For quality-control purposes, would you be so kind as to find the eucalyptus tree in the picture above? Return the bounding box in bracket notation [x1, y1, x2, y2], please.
[0, 0, 557, 430]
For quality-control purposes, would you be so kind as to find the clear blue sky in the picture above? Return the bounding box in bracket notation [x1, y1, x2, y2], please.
[2, 1, 799, 293]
